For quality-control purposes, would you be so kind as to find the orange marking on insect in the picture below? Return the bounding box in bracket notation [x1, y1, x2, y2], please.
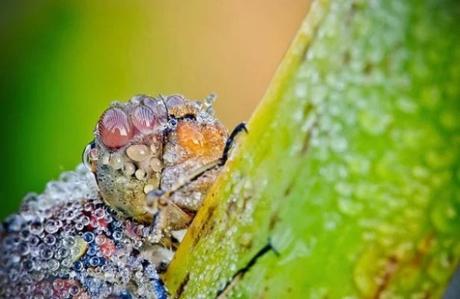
[177, 122, 226, 160]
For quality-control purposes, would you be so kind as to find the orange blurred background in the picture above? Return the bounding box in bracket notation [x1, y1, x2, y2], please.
[0, 1, 309, 218]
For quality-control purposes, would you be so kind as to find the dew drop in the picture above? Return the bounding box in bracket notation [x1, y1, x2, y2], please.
[135, 169, 147, 180]
[98, 108, 133, 148]
[431, 199, 460, 233]
[30, 221, 44, 235]
[149, 158, 163, 172]
[43, 234, 56, 246]
[338, 197, 363, 216]
[44, 220, 59, 234]
[143, 184, 155, 194]
[109, 154, 124, 170]
[358, 110, 392, 135]
[126, 144, 151, 162]
[122, 162, 136, 176]
[166, 94, 185, 108]
[82, 232, 95, 243]
[131, 105, 157, 133]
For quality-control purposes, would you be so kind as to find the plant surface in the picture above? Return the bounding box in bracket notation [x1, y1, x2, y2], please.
[165, 0, 460, 298]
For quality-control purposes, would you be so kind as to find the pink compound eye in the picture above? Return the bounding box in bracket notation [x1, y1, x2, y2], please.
[131, 105, 156, 133]
[98, 108, 133, 148]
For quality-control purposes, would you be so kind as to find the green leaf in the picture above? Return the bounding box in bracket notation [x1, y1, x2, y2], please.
[165, 0, 460, 298]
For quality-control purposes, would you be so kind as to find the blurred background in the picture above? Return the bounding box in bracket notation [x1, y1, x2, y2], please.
[0, 1, 309, 218]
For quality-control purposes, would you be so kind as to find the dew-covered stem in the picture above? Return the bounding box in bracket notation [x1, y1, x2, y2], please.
[165, 0, 460, 298]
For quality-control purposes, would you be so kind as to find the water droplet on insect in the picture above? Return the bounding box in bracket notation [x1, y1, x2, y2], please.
[144, 184, 155, 194]
[135, 169, 146, 180]
[109, 153, 124, 170]
[149, 158, 162, 172]
[83, 142, 97, 171]
[131, 105, 157, 133]
[98, 108, 133, 148]
[123, 162, 135, 176]
[126, 144, 151, 162]
[166, 94, 185, 108]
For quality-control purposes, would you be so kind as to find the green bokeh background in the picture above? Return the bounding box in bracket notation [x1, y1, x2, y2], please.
[0, 1, 308, 219]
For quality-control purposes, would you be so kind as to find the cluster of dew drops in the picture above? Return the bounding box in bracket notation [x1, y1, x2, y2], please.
[0, 165, 167, 299]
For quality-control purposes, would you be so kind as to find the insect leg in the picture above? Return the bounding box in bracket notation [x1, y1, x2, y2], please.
[147, 191, 193, 231]
[220, 122, 248, 166]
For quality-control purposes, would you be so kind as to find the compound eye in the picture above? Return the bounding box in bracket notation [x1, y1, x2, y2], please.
[166, 94, 185, 107]
[98, 108, 133, 148]
[131, 105, 156, 133]
[144, 99, 167, 123]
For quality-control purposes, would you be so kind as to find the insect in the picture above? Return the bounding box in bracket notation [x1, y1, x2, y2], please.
[0, 94, 246, 299]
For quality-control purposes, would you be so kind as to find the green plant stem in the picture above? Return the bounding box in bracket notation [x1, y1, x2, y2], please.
[165, 0, 460, 298]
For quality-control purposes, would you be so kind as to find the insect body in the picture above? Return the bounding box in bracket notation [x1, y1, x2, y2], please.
[0, 94, 242, 298]
[89, 94, 229, 243]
